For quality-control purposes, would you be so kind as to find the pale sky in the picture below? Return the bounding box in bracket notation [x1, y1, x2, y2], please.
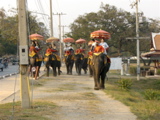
[1, 0, 160, 37]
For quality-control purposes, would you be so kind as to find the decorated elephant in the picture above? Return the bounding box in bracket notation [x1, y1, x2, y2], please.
[74, 53, 84, 75]
[92, 53, 110, 90]
[28, 45, 42, 80]
[64, 53, 74, 75]
[44, 54, 57, 77]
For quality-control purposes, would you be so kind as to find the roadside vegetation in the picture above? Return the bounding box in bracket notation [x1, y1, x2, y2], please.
[104, 70, 160, 120]
[0, 100, 57, 120]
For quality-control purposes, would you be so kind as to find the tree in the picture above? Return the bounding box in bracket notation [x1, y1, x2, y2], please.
[0, 8, 49, 56]
[66, 4, 160, 57]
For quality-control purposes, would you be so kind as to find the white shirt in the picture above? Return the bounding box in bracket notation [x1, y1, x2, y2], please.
[92, 42, 96, 47]
[99, 42, 109, 54]
[68, 46, 73, 50]
[64, 47, 69, 51]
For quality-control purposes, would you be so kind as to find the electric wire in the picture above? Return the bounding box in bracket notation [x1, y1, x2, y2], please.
[10, 1, 21, 119]
[35, 0, 49, 29]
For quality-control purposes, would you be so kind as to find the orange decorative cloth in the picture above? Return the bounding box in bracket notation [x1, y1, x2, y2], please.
[46, 48, 57, 54]
[93, 45, 104, 53]
[76, 49, 85, 54]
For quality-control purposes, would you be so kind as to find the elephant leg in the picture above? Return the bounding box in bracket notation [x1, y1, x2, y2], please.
[93, 70, 101, 90]
[100, 74, 106, 89]
[35, 66, 40, 80]
[58, 67, 61, 75]
[93, 75, 99, 90]
[57, 62, 61, 75]
[28, 65, 32, 76]
[46, 67, 49, 77]
[69, 65, 72, 75]
[79, 65, 82, 75]
[53, 67, 57, 77]
[89, 65, 92, 77]
[66, 64, 69, 74]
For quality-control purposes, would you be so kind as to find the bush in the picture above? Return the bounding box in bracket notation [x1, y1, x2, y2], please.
[157, 69, 160, 75]
[116, 78, 132, 90]
[129, 66, 137, 75]
[143, 89, 160, 100]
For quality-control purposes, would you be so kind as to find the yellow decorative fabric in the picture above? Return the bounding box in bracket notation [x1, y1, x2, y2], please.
[45, 53, 50, 56]
[29, 51, 36, 57]
[44, 57, 49, 62]
[93, 52, 102, 56]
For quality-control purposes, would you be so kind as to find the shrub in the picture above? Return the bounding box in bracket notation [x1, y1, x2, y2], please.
[129, 66, 137, 75]
[157, 69, 160, 75]
[143, 89, 160, 100]
[116, 78, 132, 90]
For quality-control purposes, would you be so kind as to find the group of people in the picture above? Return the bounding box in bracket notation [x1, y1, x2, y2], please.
[89, 38, 109, 56]
[29, 38, 109, 61]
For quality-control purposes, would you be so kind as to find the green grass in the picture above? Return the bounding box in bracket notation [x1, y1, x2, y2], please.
[104, 74, 160, 120]
[0, 100, 57, 120]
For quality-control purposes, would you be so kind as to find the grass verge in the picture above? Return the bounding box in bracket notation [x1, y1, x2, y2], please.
[104, 73, 160, 120]
[0, 100, 57, 120]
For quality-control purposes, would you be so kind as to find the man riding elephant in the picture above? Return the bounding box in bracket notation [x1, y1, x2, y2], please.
[92, 41, 110, 90]
[28, 41, 41, 80]
[64, 49, 74, 75]
[74, 47, 85, 75]
[44, 44, 58, 77]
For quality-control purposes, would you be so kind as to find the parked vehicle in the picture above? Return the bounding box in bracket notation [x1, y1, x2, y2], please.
[0, 59, 4, 71]
[12, 59, 19, 65]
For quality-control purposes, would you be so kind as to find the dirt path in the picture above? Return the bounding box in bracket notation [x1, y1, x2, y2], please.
[31, 66, 137, 120]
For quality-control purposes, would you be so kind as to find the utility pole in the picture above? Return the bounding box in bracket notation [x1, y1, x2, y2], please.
[50, 0, 53, 36]
[18, 0, 31, 108]
[136, 0, 140, 80]
[61, 25, 68, 40]
[53, 13, 66, 59]
[129, 0, 140, 80]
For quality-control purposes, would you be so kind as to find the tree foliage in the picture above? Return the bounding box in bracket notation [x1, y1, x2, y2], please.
[66, 4, 160, 57]
[0, 8, 49, 56]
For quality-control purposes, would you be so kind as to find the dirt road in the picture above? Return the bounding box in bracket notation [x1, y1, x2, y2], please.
[1, 65, 137, 120]
[30, 66, 137, 120]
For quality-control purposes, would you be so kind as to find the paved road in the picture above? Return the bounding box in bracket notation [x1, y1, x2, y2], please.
[0, 64, 45, 103]
[0, 64, 19, 77]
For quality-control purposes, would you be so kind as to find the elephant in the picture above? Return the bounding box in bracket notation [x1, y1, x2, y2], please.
[28, 54, 42, 80]
[44, 54, 57, 77]
[64, 54, 74, 75]
[92, 53, 110, 90]
[74, 53, 84, 75]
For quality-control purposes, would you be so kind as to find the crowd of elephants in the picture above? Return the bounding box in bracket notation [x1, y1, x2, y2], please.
[29, 52, 111, 90]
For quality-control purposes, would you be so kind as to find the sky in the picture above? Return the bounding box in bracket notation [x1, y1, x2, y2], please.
[1, 0, 160, 38]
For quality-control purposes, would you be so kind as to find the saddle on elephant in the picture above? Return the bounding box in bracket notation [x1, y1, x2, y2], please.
[54, 54, 61, 61]
[88, 51, 93, 65]
[75, 48, 85, 54]
[65, 50, 71, 56]
[45, 48, 57, 56]
[29, 45, 40, 57]
[93, 45, 104, 53]
[64, 51, 74, 62]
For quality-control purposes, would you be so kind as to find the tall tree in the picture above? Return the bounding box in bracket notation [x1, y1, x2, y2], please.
[66, 4, 160, 57]
[0, 8, 49, 56]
